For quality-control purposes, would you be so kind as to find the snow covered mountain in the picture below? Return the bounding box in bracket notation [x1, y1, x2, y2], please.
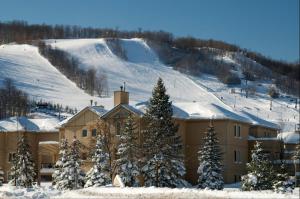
[0, 38, 299, 132]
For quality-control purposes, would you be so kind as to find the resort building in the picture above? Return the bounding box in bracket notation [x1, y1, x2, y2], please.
[0, 89, 299, 185]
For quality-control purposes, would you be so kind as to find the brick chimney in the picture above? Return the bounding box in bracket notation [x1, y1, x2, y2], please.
[114, 83, 129, 106]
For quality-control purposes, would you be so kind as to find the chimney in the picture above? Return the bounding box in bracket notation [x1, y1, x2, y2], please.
[114, 84, 129, 106]
[90, 99, 93, 106]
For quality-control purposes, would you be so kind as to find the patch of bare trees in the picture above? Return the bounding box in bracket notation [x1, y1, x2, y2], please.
[37, 41, 108, 96]
[0, 78, 29, 120]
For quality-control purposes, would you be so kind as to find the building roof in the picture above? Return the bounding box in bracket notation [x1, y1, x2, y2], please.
[277, 131, 300, 144]
[58, 106, 107, 127]
[101, 104, 143, 119]
[57, 99, 279, 130]
[134, 101, 279, 129]
[0, 114, 60, 132]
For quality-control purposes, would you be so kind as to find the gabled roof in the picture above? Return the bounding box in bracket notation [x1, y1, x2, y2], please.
[58, 106, 107, 128]
[101, 104, 143, 119]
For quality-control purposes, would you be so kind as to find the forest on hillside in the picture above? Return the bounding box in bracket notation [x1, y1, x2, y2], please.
[0, 20, 299, 96]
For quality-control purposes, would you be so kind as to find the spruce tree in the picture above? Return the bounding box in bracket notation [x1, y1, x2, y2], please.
[52, 138, 69, 188]
[56, 137, 85, 190]
[0, 167, 4, 186]
[14, 135, 36, 188]
[115, 115, 140, 187]
[242, 141, 274, 190]
[197, 123, 224, 190]
[273, 161, 294, 193]
[85, 134, 111, 187]
[293, 144, 300, 187]
[142, 78, 187, 187]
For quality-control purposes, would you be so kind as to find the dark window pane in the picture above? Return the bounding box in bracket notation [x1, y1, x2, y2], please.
[82, 129, 87, 137]
[92, 129, 97, 137]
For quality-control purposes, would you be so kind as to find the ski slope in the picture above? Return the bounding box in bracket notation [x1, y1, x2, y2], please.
[0, 44, 103, 109]
[0, 39, 298, 131]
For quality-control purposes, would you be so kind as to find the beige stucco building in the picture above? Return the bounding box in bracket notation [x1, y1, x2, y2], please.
[0, 90, 298, 185]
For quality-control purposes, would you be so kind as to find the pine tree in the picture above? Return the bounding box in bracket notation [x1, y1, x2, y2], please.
[197, 123, 224, 190]
[293, 144, 300, 187]
[85, 134, 111, 187]
[142, 78, 187, 188]
[273, 161, 294, 193]
[115, 115, 140, 187]
[242, 141, 274, 190]
[52, 139, 69, 188]
[56, 137, 85, 190]
[14, 135, 36, 188]
[0, 167, 4, 186]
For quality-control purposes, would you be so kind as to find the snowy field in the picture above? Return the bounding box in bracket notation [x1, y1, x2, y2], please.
[0, 39, 299, 132]
[0, 183, 299, 199]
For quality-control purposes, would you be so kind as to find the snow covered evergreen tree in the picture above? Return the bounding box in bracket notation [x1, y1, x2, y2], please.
[14, 135, 36, 188]
[52, 138, 69, 188]
[55, 137, 85, 190]
[242, 141, 274, 191]
[293, 144, 300, 187]
[197, 123, 224, 190]
[115, 115, 140, 187]
[273, 161, 294, 193]
[0, 167, 4, 186]
[142, 78, 187, 188]
[85, 134, 111, 187]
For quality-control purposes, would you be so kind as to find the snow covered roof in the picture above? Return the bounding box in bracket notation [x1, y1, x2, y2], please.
[0, 114, 60, 132]
[248, 136, 279, 141]
[277, 131, 300, 144]
[90, 106, 107, 116]
[101, 104, 143, 119]
[134, 101, 278, 129]
[58, 106, 107, 127]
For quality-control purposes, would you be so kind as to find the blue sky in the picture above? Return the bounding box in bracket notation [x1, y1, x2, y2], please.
[0, 0, 299, 62]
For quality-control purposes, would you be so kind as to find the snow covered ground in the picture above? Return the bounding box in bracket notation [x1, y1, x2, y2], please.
[0, 39, 299, 132]
[0, 44, 103, 109]
[0, 183, 299, 199]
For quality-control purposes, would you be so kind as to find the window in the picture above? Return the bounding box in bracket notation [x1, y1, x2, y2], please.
[234, 150, 241, 163]
[82, 129, 87, 137]
[234, 125, 241, 137]
[82, 153, 87, 160]
[116, 122, 121, 135]
[8, 152, 16, 162]
[92, 129, 97, 137]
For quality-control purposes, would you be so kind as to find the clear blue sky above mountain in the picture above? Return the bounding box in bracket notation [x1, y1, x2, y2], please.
[0, 0, 299, 62]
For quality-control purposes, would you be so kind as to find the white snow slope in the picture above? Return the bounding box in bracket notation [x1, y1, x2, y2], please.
[0, 39, 299, 132]
[0, 44, 102, 109]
